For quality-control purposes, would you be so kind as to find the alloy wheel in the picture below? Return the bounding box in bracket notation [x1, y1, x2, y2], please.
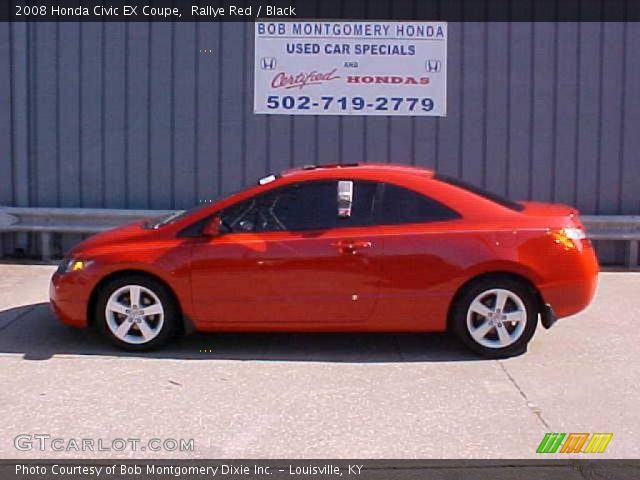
[105, 284, 165, 345]
[466, 288, 528, 349]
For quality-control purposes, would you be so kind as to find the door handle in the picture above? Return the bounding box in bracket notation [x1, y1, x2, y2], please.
[331, 240, 372, 254]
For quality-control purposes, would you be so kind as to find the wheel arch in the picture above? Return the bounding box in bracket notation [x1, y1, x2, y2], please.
[87, 269, 191, 335]
[446, 270, 545, 331]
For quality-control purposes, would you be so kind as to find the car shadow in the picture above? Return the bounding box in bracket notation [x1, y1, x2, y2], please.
[0, 302, 483, 362]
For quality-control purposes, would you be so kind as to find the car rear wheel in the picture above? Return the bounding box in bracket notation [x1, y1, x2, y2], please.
[95, 275, 178, 351]
[451, 277, 538, 358]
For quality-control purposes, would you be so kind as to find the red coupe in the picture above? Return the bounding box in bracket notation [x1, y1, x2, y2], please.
[50, 164, 598, 357]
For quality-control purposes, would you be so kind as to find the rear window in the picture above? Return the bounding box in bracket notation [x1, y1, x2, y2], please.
[434, 174, 524, 212]
[376, 183, 460, 224]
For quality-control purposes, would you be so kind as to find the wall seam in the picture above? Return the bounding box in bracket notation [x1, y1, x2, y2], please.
[170, 22, 176, 208]
[551, 19, 558, 202]
[55, 23, 60, 207]
[194, 22, 200, 205]
[617, 9, 628, 213]
[9, 22, 15, 206]
[481, 13, 488, 187]
[78, 24, 83, 206]
[124, 23, 130, 207]
[458, 20, 465, 177]
[527, 20, 535, 200]
[217, 24, 223, 195]
[100, 22, 106, 207]
[146, 22, 152, 208]
[573, 20, 582, 207]
[506, 16, 512, 198]
[595, 19, 604, 213]
[30, 23, 37, 207]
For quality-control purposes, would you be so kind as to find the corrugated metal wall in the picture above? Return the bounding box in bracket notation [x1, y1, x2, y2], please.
[1, 15, 640, 261]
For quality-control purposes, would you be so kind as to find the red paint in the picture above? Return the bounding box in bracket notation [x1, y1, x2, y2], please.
[50, 164, 598, 333]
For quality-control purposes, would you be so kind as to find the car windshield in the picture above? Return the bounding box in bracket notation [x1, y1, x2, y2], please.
[434, 174, 524, 212]
[143, 173, 280, 229]
[143, 204, 206, 229]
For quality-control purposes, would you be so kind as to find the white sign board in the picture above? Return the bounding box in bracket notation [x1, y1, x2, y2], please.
[254, 21, 447, 116]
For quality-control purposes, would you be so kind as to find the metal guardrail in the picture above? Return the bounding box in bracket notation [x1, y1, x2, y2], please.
[0, 207, 177, 261]
[0, 208, 639, 267]
[581, 215, 640, 268]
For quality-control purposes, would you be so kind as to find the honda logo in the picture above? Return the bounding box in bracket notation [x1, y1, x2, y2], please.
[425, 59, 441, 73]
[260, 57, 277, 70]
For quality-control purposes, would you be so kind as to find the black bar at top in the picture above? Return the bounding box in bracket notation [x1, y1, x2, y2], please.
[1, 0, 638, 22]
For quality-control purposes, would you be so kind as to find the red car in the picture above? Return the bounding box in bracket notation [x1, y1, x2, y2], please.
[50, 163, 598, 358]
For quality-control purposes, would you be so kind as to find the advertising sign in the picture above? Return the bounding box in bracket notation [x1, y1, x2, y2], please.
[254, 21, 447, 116]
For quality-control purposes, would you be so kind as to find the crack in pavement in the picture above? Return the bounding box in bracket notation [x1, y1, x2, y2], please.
[497, 360, 551, 430]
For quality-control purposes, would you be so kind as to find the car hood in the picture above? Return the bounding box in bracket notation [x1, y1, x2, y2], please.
[67, 220, 154, 257]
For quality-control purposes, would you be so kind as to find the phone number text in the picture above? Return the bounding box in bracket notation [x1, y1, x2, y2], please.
[263, 95, 435, 113]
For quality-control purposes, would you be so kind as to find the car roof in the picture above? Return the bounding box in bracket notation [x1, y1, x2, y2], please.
[272, 163, 520, 219]
[280, 163, 435, 179]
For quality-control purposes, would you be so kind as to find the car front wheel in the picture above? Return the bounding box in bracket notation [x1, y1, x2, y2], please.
[95, 275, 178, 350]
[451, 277, 538, 358]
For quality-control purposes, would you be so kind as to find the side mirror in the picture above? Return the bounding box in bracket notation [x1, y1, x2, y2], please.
[202, 216, 223, 236]
[337, 180, 353, 218]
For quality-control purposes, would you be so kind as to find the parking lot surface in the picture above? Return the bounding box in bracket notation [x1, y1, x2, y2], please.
[0, 264, 638, 459]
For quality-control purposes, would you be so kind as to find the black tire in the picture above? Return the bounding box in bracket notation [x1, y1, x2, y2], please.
[94, 275, 178, 351]
[450, 276, 539, 359]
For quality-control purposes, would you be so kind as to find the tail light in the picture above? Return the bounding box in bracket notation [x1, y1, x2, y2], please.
[550, 227, 587, 250]
[562, 227, 586, 240]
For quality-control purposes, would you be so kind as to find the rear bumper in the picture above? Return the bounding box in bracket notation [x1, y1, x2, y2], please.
[540, 276, 598, 319]
[538, 241, 599, 319]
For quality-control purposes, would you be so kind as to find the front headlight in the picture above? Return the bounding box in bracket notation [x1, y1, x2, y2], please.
[57, 258, 92, 274]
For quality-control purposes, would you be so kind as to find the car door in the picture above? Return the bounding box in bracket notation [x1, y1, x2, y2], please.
[188, 180, 383, 329]
[369, 182, 463, 331]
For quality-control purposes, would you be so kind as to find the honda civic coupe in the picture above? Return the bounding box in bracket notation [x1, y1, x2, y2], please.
[50, 163, 598, 358]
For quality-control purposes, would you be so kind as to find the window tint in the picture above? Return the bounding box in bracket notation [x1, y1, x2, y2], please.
[219, 197, 264, 232]
[346, 181, 377, 226]
[434, 174, 524, 211]
[270, 182, 337, 231]
[220, 180, 377, 232]
[376, 183, 459, 224]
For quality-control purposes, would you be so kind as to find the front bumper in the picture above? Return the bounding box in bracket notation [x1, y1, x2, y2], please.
[49, 271, 90, 328]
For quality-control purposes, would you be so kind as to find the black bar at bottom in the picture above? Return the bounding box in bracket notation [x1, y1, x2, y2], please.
[2, 460, 639, 480]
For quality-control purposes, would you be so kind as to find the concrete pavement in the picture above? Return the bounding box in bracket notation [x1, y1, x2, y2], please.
[0, 265, 638, 458]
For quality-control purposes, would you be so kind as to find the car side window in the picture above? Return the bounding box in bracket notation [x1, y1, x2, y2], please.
[219, 197, 263, 233]
[220, 180, 377, 232]
[375, 183, 459, 225]
[334, 181, 377, 228]
[269, 181, 337, 231]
